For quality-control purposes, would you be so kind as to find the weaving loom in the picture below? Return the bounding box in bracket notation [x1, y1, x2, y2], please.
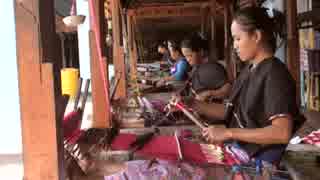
[110, 133, 236, 166]
[63, 78, 93, 175]
[63, 82, 291, 179]
[110, 98, 241, 166]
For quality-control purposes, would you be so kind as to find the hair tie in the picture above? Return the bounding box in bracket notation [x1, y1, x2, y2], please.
[266, 8, 274, 18]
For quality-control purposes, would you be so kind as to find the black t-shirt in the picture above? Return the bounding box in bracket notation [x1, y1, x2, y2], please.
[227, 57, 305, 161]
[191, 62, 228, 93]
[163, 52, 174, 65]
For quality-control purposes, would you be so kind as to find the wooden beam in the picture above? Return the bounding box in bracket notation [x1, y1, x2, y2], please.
[127, 15, 138, 81]
[92, 0, 108, 58]
[201, 7, 208, 36]
[14, 0, 64, 179]
[224, 0, 234, 81]
[112, 0, 127, 99]
[209, 0, 218, 61]
[127, 3, 224, 19]
[239, 0, 256, 8]
[89, 0, 111, 128]
[89, 31, 111, 128]
[135, 2, 210, 8]
[286, 0, 300, 103]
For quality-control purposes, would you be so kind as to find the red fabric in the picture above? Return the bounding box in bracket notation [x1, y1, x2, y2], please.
[150, 100, 167, 112]
[176, 102, 193, 112]
[111, 133, 235, 165]
[63, 110, 83, 142]
[302, 130, 320, 147]
[66, 129, 84, 144]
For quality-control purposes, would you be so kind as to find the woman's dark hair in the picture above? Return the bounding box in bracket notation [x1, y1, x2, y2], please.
[158, 42, 167, 49]
[233, 7, 286, 53]
[169, 40, 182, 54]
[181, 33, 208, 53]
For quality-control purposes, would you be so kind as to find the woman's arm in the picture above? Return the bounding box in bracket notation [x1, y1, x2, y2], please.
[157, 60, 188, 86]
[190, 100, 225, 121]
[209, 83, 232, 99]
[202, 116, 293, 145]
[156, 75, 175, 87]
[195, 83, 232, 101]
[163, 75, 175, 81]
[171, 60, 188, 81]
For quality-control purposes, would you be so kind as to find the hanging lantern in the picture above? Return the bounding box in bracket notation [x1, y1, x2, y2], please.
[63, 0, 86, 27]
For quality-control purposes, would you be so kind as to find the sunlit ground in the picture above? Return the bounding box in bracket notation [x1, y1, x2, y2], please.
[0, 154, 23, 179]
[0, 98, 94, 179]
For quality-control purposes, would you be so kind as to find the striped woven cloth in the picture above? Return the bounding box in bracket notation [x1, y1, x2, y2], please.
[302, 129, 320, 147]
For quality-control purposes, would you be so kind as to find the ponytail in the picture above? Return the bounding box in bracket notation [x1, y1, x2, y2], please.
[233, 7, 286, 53]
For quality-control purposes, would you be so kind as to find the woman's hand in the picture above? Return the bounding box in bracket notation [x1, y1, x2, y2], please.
[156, 78, 166, 87]
[195, 90, 212, 101]
[202, 126, 233, 144]
[171, 93, 181, 102]
[165, 94, 182, 113]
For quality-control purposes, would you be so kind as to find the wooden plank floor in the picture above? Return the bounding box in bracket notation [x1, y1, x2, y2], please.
[283, 110, 320, 180]
[283, 151, 320, 180]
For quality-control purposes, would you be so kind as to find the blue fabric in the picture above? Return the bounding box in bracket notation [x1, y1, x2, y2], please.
[254, 147, 284, 163]
[170, 58, 189, 81]
[230, 142, 283, 164]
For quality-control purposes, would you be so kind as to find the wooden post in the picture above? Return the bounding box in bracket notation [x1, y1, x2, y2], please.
[127, 14, 138, 81]
[111, 0, 127, 99]
[89, 0, 111, 128]
[210, 0, 217, 61]
[251, 0, 257, 7]
[286, 0, 300, 104]
[224, 0, 234, 81]
[14, 0, 65, 179]
[201, 7, 207, 36]
[89, 31, 111, 128]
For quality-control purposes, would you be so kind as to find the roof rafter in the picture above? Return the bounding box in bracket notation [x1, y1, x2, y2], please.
[127, 2, 223, 19]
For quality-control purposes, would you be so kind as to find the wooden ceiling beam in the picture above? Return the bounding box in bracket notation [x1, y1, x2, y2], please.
[135, 2, 210, 8]
[127, 3, 223, 19]
[127, 0, 227, 8]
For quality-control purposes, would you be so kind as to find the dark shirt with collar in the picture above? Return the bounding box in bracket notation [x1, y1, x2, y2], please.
[191, 62, 228, 93]
[163, 52, 174, 65]
[227, 57, 305, 162]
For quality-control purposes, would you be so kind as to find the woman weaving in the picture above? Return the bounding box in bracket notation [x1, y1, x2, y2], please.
[180, 34, 231, 102]
[76, 7, 304, 180]
[156, 42, 190, 88]
[184, 7, 305, 169]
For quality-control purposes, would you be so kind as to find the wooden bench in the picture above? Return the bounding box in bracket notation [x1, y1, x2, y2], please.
[282, 144, 320, 180]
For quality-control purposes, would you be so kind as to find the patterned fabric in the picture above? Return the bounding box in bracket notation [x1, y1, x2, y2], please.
[110, 133, 231, 165]
[302, 129, 320, 147]
[104, 160, 206, 180]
